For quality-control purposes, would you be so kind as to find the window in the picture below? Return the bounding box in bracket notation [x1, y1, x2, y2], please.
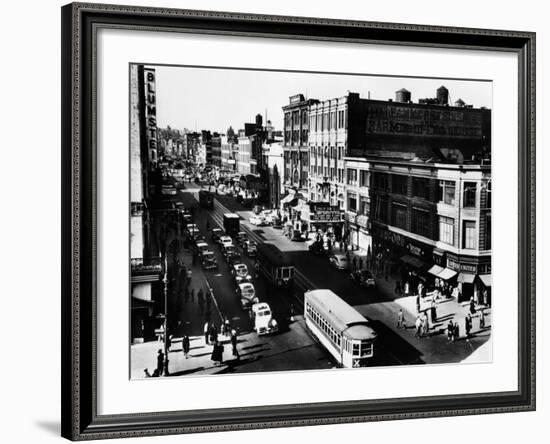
[392, 175, 408, 195]
[411, 208, 431, 238]
[485, 181, 492, 208]
[360, 170, 369, 187]
[373, 196, 388, 223]
[347, 169, 358, 185]
[293, 112, 299, 125]
[463, 182, 477, 207]
[438, 180, 456, 205]
[412, 177, 430, 199]
[359, 196, 369, 216]
[391, 203, 407, 229]
[302, 111, 308, 124]
[463, 221, 476, 249]
[331, 111, 336, 129]
[373, 173, 389, 191]
[439, 216, 454, 245]
[347, 192, 358, 212]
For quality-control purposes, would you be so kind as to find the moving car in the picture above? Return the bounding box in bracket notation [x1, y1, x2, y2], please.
[211, 227, 223, 242]
[237, 282, 259, 309]
[195, 241, 210, 256]
[349, 269, 376, 288]
[200, 251, 218, 270]
[251, 302, 278, 335]
[185, 223, 200, 237]
[222, 244, 240, 262]
[329, 253, 349, 270]
[235, 231, 248, 246]
[243, 240, 257, 257]
[218, 235, 233, 248]
[307, 240, 328, 256]
[231, 263, 252, 284]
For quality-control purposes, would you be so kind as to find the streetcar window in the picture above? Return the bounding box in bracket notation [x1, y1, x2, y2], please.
[352, 343, 360, 356]
[282, 268, 291, 278]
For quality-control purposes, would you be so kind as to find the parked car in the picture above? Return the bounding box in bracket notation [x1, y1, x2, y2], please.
[237, 282, 259, 309]
[200, 251, 218, 270]
[249, 215, 267, 226]
[329, 253, 349, 270]
[251, 302, 278, 335]
[349, 269, 376, 288]
[218, 235, 233, 248]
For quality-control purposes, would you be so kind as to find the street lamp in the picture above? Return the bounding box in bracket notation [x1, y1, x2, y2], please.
[162, 255, 169, 375]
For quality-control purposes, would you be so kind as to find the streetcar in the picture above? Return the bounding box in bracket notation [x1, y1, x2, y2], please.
[256, 243, 294, 287]
[304, 289, 377, 368]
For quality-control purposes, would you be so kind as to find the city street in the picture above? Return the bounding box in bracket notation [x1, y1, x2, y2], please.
[131, 183, 492, 378]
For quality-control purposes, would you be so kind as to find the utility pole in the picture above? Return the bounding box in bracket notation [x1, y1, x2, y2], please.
[163, 255, 169, 375]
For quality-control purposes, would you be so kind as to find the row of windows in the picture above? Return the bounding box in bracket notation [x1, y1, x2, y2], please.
[347, 193, 369, 216]
[371, 173, 490, 209]
[305, 303, 342, 348]
[309, 109, 347, 132]
[439, 216, 477, 248]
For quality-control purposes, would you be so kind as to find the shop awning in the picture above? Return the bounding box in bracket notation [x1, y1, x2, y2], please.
[478, 274, 492, 287]
[438, 268, 457, 280]
[428, 265, 444, 277]
[400, 254, 427, 270]
[457, 272, 476, 284]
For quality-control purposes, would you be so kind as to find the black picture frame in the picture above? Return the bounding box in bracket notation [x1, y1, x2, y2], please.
[61, 2, 536, 440]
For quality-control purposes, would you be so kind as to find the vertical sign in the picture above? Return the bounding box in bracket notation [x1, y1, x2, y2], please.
[143, 68, 157, 167]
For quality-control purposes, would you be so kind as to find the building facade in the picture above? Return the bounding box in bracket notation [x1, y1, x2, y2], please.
[282, 94, 319, 194]
[368, 157, 491, 303]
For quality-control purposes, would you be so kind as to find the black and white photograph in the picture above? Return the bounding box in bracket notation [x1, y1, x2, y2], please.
[130, 65, 493, 378]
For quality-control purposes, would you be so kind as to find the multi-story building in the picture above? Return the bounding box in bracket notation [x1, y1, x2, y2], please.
[211, 133, 222, 167]
[129, 64, 162, 343]
[263, 142, 284, 208]
[368, 157, 491, 304]
[220, 135, 237, 171]
[282, 94, 319, 194]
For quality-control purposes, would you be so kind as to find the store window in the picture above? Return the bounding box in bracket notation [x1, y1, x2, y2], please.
[463, 220, 476, 249]
[347, 169, 358, 186]
[439, 216, 454, 245]
[438, 180, 456, 205]
[463, 182, 477, 207]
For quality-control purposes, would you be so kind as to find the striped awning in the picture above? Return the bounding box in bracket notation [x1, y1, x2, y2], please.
[478, 274, 492, 287]
[438, 268, 458, 281]
[457, 272, 476, 284]
[428, 265, 444, 277]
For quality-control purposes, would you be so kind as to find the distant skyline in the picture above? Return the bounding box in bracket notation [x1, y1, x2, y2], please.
[151, 65, 492, 134]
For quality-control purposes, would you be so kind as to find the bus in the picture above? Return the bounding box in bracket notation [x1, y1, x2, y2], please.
[304, 289, 377, 368]
[198, 189, 214, 209]
[256, 243, 294, 287]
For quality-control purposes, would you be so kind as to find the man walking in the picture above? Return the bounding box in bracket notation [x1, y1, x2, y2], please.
[182, 334, 190, 359]
[203, 321, 210, 345]
[396, 308, 405, 329]
[414, 316, 423, 338]
[156, 349, 164, 376]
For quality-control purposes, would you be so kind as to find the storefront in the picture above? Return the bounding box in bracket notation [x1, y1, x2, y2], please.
[446, 254, 492, 303]
[303, 202, 344, 241]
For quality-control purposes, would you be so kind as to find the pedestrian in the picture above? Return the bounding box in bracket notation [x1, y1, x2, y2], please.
[223, 317, 231, 336]
[465, 315, 472, 338]
[415, 294, 421, 313]
[453, 322, 460, 341]
[422, 312, 429, 337]
[479, 308, 486, 329]
[156, 349, 164, 376]
[469, 297, 476, 315]
[182, 334, 190, 359]
[211, 340, 224, 366]
[190, 286, 195, 303]
[447, 320, 454, 342]
[414, 316, 422, 338]
[206, 290, 211, 310]
[430, 299, 437, 323]
[404, 280, 410, 296]
[204, 321, 210, 345]
[230, 328, 239, 358]
[209, 323, 218, 344]
[417, 282, 424, 298]
[396, 308, 405, 329]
